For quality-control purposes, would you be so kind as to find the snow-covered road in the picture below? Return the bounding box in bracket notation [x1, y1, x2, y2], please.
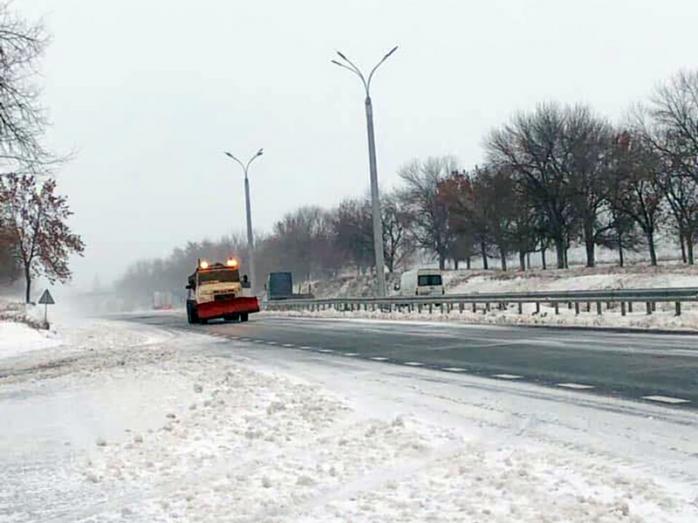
[1, 318, 697, 522]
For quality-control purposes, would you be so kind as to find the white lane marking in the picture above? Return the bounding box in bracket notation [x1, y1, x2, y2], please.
[403, 361, 423, 366]
[318, 349, 334, 353]
[370, 356, 388, 361]
[492, 374, 522, 380]
[443, 367, 466, 372]
[557, 383, 594, 390]
[282, 343, 295, 348]
[300, 346, 313, 350]
[266, 341, 279, 345]
[642, 395, 690, 404]
[344, 352, 359, 357]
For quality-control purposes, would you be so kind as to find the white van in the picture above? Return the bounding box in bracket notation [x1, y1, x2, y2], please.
[397, 269, 444, 297]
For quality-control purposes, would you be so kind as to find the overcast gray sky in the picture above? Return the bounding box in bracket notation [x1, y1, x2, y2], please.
[19, 0, 698, 288]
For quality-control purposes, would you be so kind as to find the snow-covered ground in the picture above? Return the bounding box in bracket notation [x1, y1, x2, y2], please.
[0, 321, 61, 360]
[295, 264, 698, 331]
[1, 317, 697, 522]
[311, 264, 698, 300]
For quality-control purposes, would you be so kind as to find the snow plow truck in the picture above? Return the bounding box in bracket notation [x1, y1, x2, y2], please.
[186, 258, 260, 324]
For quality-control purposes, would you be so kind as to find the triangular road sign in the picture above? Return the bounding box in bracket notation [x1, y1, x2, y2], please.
[38, 289, 55, 305]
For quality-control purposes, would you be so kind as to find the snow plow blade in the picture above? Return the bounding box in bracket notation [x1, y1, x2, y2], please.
[196, 297, 260, 320]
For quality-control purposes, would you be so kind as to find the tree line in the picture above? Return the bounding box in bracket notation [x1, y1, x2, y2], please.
[0, 3, 83, 302]
[117, 69, 698, 304]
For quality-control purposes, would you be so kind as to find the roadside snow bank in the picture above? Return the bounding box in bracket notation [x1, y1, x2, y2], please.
[265, 304, 698, 332]
[0, 321, 60, 359]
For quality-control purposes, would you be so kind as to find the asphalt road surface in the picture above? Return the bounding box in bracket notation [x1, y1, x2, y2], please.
[122, 312, 698, 409]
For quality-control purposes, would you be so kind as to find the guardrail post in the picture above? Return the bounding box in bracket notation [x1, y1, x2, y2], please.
[574, 302, 580, 315]
[459, 302, 464, 313]
[628, 302, 633, 313]
[621, 302, 626, 316]
[554, 302, 559, 315]
[596, 302, 602, 315]
[428, 304, 433, 314]
[472, 303, 477, 313]
[675, 302, 681, 316]
[517, 302, 523, 315]
[646, 302, 652, 315]
[417, 304, 422, 313]
[586, 302, 591, 313]
[568, 302, 572, 310]
[535, 302, 540, 315]
[486, 303, 491, 312]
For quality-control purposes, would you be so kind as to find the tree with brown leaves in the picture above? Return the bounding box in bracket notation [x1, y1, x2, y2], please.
[0, 174, 84, 302]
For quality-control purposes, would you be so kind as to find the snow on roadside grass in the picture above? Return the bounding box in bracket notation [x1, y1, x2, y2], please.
[264, 303, 698, 332]
[2, 320, 696, 522]
[0, 321, 61, 360]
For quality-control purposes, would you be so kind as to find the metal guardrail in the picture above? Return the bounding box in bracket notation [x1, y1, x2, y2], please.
[264, 287, 698, 317]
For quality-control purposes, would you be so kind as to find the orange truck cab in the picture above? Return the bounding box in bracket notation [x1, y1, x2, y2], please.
[186, 259, 260, 324]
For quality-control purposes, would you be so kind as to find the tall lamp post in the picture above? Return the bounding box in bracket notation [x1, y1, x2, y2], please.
[332, 46, 397, 297]
[224, 148, 263, 290]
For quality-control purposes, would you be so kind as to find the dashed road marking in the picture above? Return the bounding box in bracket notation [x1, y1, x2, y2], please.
[443, 367, 466, 372]
[344, 352, 359, 357]
[557, 383, 594, 390]
[492, 374, 522, 380]
[300, 346, 313, 350]
[266, 341, 279, 345]
[370, 356, 388, 361]
[403, 361, 423, 366]
[642, 395, 690, 404]
[282, 343, 295, 348]
[318, 349, 334, 353]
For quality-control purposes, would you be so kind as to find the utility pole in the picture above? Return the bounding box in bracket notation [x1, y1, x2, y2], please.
[332, 46, 398, 297]
[224, 148, 263, 290]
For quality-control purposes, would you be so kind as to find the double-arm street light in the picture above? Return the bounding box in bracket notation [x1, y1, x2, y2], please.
[224, 148, 263, 290]
[332, 46, 398, 297]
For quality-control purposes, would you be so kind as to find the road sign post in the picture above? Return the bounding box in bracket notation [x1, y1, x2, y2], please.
[38, 289, 55, 328]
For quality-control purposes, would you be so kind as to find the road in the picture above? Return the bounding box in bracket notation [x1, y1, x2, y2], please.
[122, 312, 698, 408]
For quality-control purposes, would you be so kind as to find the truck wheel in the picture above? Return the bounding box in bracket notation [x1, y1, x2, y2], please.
[240, 313, 249, 322]
[224, 314, 239, 322]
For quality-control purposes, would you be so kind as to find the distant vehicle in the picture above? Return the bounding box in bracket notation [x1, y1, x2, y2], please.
[265, 272, 314, 301]
[152, 291, 173, 310]
[185, 258, 260, 324]
[266, 272, 294, 300]
[396, 268, 444, 297]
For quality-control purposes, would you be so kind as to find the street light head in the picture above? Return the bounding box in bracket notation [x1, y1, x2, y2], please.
[385, 45, 398, 59]
[224, 151, 234, 159]
[256, 148, 264, 157]
[336, 50, 348, 61]
[330, 59, 343, 67]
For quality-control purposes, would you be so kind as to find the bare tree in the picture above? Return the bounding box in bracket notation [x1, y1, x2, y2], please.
[0, 174, 84, 302]
[399, 156, 458, 270]
[609, 132, 665, 266]
[635, 71, 698, 264]
[381, 190, 415, 273]
[0, 3, 54, 175]
[487, 103, 578, 268]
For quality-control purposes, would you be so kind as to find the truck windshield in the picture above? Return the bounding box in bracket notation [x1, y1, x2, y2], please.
[198, 269, 240, 284]
[418, 274, 442, 286]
